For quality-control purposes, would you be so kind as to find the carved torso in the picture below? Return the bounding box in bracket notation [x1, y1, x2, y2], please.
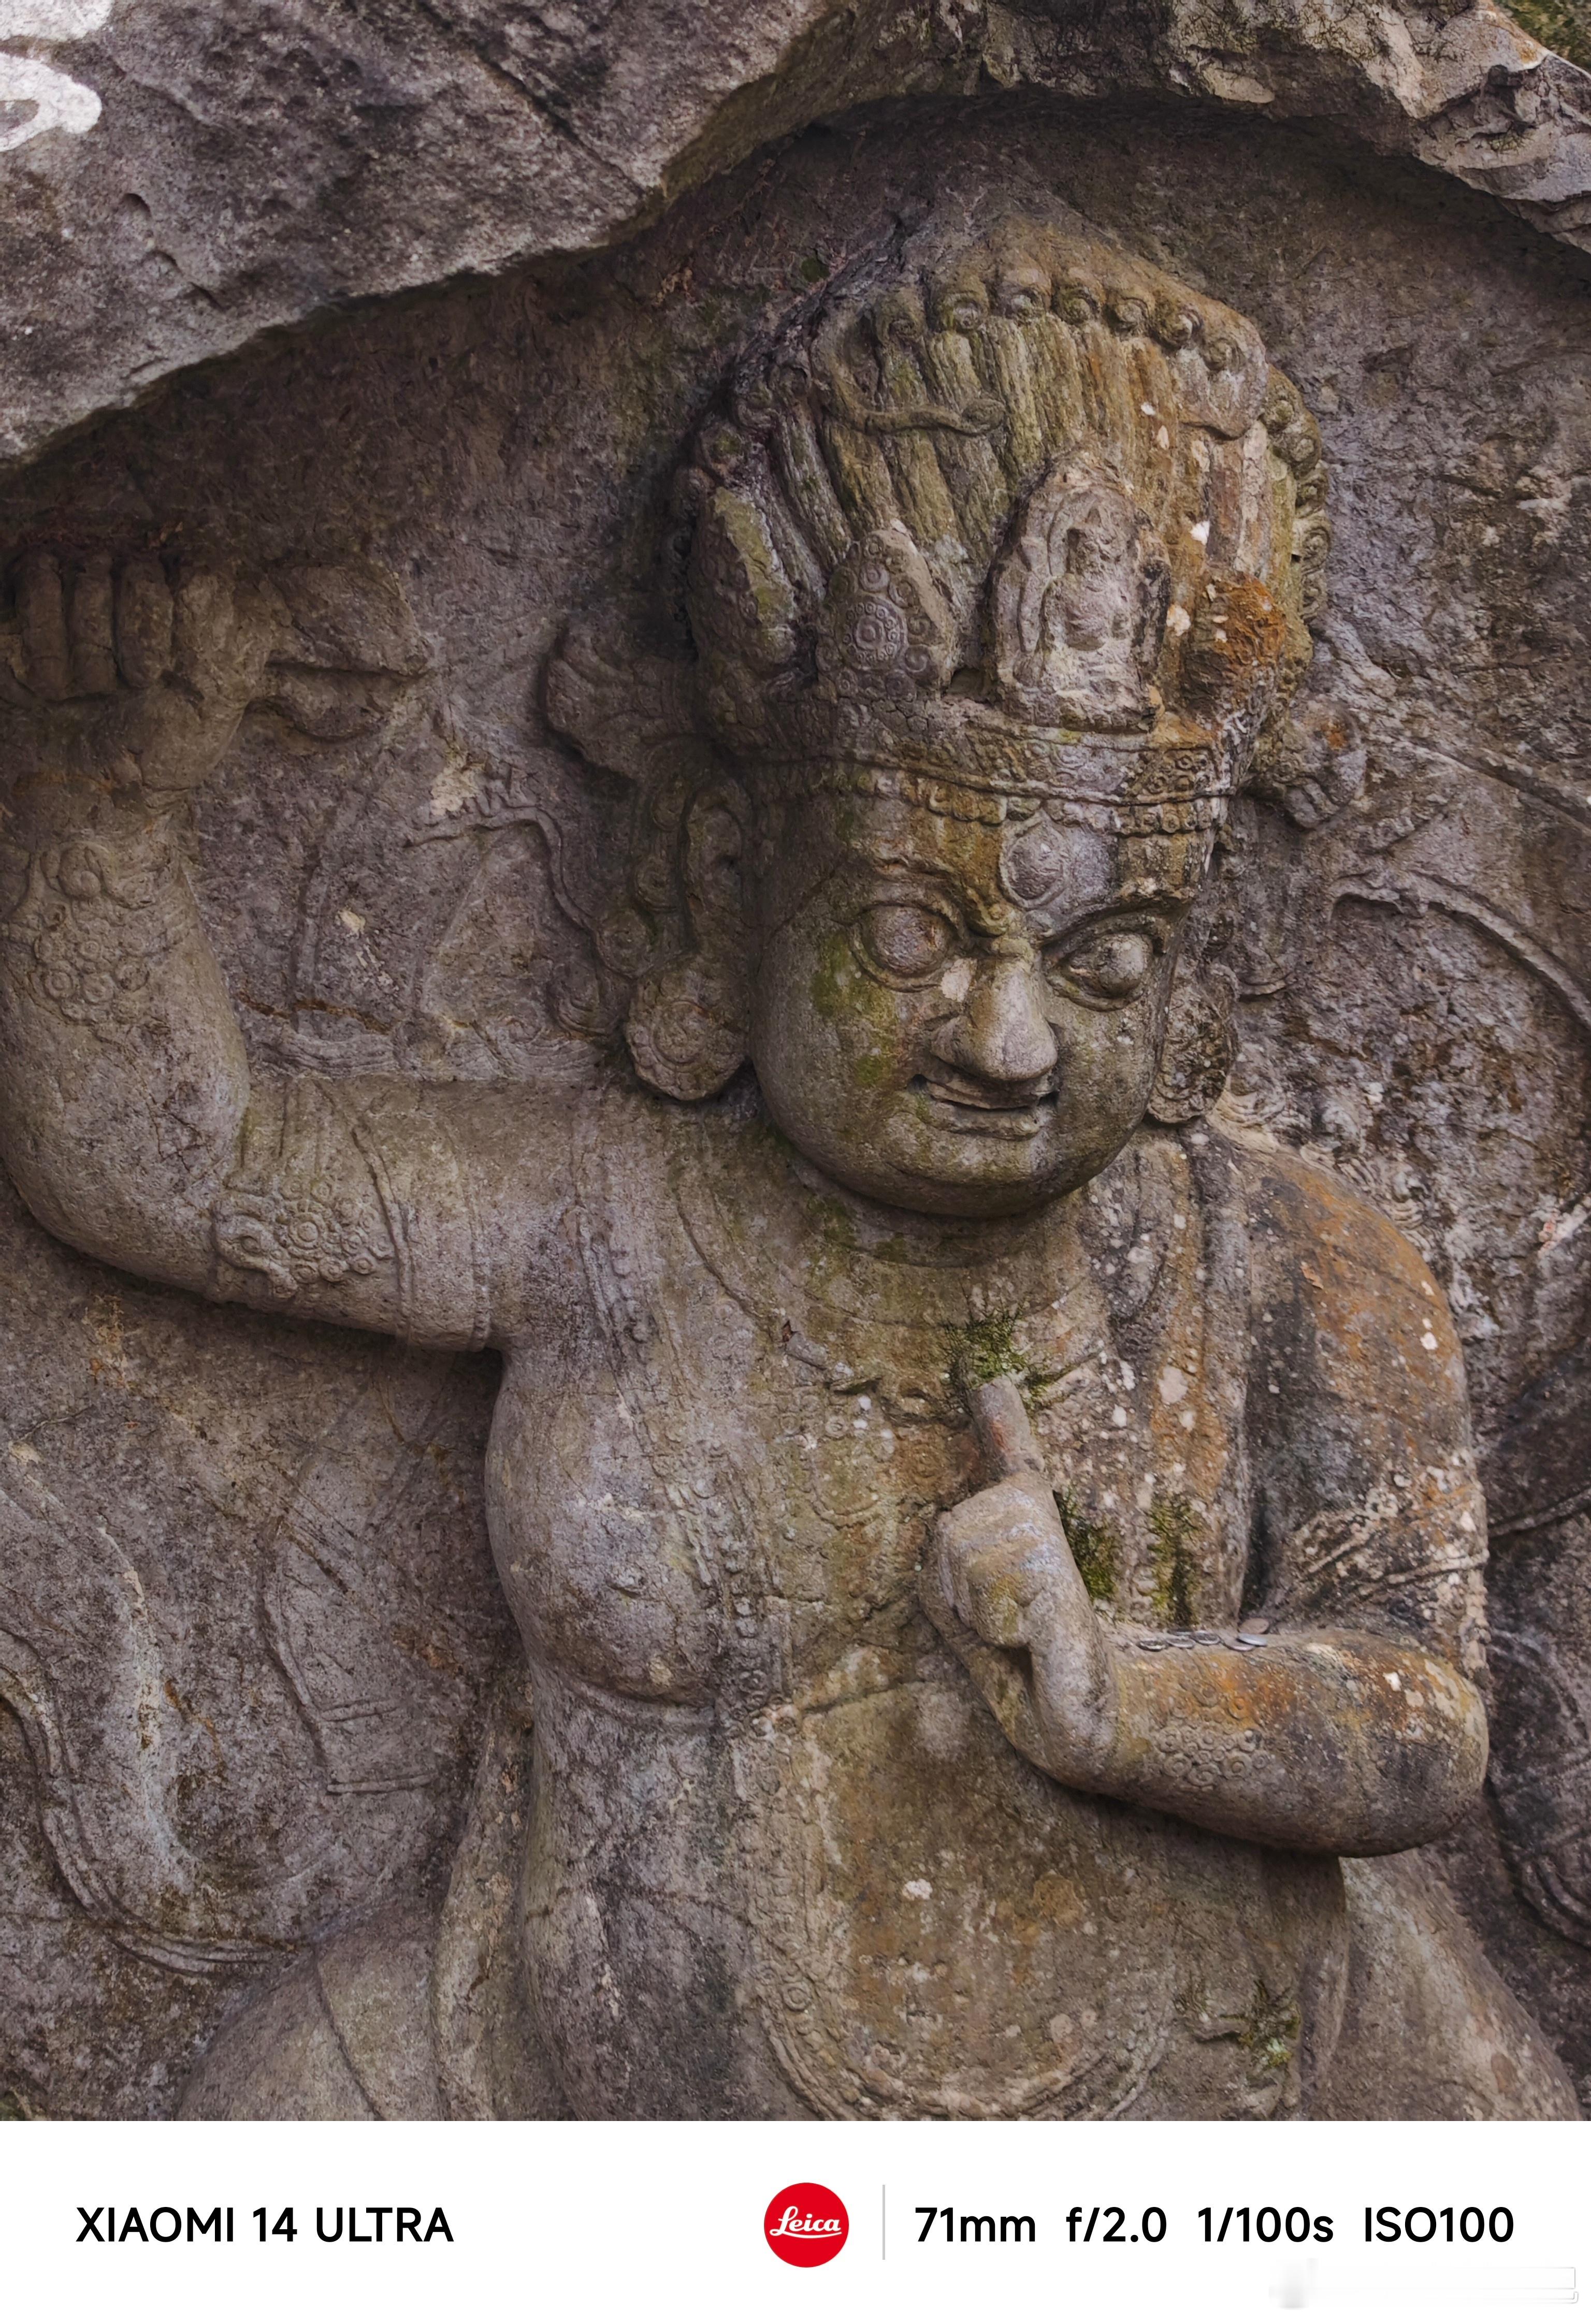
[464, 1086, 1482, 2119]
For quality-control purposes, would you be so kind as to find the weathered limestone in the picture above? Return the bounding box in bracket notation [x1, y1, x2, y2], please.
[0, 2, 1587, 2122]
[1, 0, 1590, 476]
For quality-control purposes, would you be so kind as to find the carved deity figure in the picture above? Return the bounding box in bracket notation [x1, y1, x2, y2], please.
[0, 209, 1575, 2120]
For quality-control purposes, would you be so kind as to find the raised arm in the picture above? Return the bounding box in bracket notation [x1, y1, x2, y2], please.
[0, 550, 507, 1349]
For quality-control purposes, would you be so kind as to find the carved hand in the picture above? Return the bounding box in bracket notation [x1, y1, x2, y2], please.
[925, 1375, 1117, 1784]
[925, 1373, 1487, 1853]
[0, 550, 279, 806]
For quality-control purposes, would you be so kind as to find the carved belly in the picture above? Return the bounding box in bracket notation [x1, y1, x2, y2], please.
[519, 1658, 1346, 2121]
[736, 1674, 1348, 2120]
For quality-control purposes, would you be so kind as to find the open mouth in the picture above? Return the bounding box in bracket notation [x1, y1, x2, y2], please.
[909, 1074, 1058, 1139]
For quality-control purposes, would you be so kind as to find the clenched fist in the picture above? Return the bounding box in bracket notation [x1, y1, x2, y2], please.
[0, 549, 280, 797]
[930, 1470, 1078, 1649]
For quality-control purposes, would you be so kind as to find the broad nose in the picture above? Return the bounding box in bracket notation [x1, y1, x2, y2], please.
[936, 951, 1058, 1086]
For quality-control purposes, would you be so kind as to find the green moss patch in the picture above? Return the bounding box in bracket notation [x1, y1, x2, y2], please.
[1501, 0, 1591, 67]
[1057, 1486, 1120, 1603]
[944, 1308, 1028, 1395]
[1149, 1491, 1201, 1629]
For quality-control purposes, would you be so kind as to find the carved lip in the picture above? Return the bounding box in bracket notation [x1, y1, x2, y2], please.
[912, 1074, 1057, 1139]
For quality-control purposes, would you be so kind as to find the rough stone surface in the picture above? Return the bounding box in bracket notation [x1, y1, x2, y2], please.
[1, 0, 1590, 478]
[0, 8, 1588, 2121]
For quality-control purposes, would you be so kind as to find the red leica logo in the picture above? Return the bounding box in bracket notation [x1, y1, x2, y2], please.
[764, 2183, 849, 2267]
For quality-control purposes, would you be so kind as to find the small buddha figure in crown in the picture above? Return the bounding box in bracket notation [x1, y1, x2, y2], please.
[0, 207, 1574, 2119]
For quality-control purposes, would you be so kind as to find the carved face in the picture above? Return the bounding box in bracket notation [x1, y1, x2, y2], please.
[748, 788, 1210, 1217]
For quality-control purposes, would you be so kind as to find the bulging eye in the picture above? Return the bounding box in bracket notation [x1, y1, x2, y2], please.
[1052, 927, 1156, 1001]
[857, 904, 957, 981]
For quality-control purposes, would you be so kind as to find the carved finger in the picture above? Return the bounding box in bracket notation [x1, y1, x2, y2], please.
[115, 558, 173, 690]
[68, 554, 119, 696]
[0, 604, 28, 707]
[941, 1473, 1064, 1549]
[18, 550, 71, 701]
[228, 575, 284, 693]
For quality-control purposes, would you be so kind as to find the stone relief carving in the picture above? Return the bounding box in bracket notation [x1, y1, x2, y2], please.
[1, 108, 1588, 2121]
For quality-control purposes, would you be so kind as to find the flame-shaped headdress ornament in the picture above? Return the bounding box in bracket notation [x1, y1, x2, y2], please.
[676, 209, 1328, 834]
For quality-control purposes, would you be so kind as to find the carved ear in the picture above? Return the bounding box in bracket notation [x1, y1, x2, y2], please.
[1146, 960, 1237, 1125]
[623, 779, 752, 1102]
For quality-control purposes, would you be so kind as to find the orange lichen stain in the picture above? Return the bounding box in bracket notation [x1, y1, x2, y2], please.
[162, 1674, 221, 1749]
[1031, 1870, 1087, 1928]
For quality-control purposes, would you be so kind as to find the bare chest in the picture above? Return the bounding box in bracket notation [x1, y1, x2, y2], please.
[486, 1119, 1252, 1707]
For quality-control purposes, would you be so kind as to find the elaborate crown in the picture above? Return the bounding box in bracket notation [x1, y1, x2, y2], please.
[674, 207, 1328, 835]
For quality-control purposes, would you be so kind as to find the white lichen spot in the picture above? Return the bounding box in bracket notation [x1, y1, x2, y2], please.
[1385, 1672, 1402, 1690]
[902, 1878, 933, 1901]
[1421, 1331, 1439, 1352]
[0, 0, 110, 26]
[1158, 1365, 1190, 1406]
[1166, 603, 1192, 637]
[1189, 519, 1211, 545]
[0, 1, 113, 155]
[940, 955, 974, 1006]
[1111, 1404, 1129, 1429]
[429, 753, 482, 821]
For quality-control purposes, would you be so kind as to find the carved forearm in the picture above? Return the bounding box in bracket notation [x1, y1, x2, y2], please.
[1044, 1626, 1488, 1856]
[928, 1434, 1488, 1857]
[0, 789, 250, 1290]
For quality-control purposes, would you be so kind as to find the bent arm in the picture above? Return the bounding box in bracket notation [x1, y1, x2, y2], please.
[1102, 1625, 1486, 1854]
[949, 1594, 1486, 1855]
[1, 783, 250, 1294]
[929, 1362, 1487, 1857]
[0, 549, 556, 1349]
[0, 776, 423, 1332]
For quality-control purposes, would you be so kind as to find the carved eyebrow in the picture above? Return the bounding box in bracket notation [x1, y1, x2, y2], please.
[1020, 895, 1189, 948]
[851, 853, 1011, 925]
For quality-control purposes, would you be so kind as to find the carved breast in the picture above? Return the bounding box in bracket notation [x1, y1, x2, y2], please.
[487, 1098, 1346, 2121]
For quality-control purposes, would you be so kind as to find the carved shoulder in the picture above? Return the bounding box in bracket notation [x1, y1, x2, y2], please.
[1239, 1142, 1469, 1441]
[1232, 1140, 1486, 1674]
